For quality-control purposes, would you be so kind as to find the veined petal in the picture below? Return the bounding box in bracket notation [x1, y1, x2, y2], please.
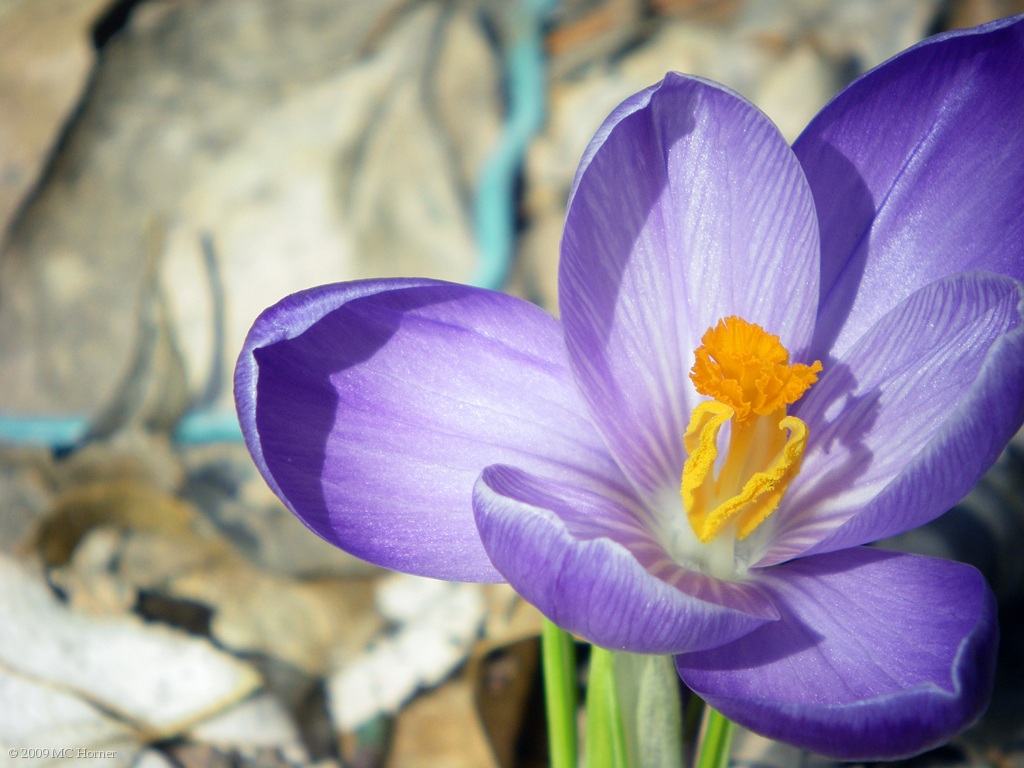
[677, 548, 997, 761]
[755, 272, 1024, 566]
[234, 279, 625, 582]
[795, 15, 1024, 360]
[473, 464, 778, 654]
[559, 73, 819, 503]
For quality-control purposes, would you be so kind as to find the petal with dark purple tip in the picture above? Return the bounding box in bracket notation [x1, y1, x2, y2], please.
[559, 73, 819, 503]
[677, 547, 997, 761]
[235, 279, 624, 582]
[757, 271, 1024, 566]
[795, 15, 1024, 360]
[473, 464, 778, 654]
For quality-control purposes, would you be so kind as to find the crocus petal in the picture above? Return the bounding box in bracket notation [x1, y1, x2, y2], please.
[473, 464, 778, 654]
[795, 15, 1024, 360]
[677, 547, 997, 761]
[235, 279, 626, 582]
[757, 272, 1024, 566]
[559, 72, 820, 503]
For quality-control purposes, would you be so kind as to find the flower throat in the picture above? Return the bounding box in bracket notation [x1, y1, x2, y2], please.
[681, 317, 821, 544]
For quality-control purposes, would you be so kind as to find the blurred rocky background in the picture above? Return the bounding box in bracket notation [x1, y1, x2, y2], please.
[1, 0, 1023, 766]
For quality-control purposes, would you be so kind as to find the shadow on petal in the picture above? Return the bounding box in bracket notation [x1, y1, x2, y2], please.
[253, 285, 464, 540]
[795, 126, 876, 362]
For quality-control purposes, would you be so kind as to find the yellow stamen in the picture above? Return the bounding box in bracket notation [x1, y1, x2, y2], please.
[681, 317, 821, 545]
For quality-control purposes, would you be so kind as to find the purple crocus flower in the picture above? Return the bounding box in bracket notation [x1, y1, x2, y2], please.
[236, 16, 1024, 760]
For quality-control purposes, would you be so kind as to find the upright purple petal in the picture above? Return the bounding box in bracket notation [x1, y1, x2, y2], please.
[559, 73, 820, 504]
[795, 15, 1024, 360]
[473, 464, 778, 653]
[756, 272, 1024, 566]
[678, 548, 997, 760]
[235, 279, 625, 582]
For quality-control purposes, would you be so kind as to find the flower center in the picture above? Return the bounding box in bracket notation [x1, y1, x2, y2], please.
[680, 316, 821, 545]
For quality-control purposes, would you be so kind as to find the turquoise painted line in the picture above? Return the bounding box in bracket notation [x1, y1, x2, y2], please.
[0, 411, 243, 447]
[173, 410, 244, 444]
[0, 416, 87, 447]
[471, 0, 555, 289]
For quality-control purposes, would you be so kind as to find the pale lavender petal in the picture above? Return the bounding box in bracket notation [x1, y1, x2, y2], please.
[795, 15, 1024, 360]
[559, 73, 819, 504]
[678, 548, 997, 760]
[235, 279, 626, 582]
[755, 272, 1024, 566]
[473, 464, 778, 654]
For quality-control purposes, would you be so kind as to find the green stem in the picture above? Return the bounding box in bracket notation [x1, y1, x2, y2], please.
[542, 619, 578, 768]
[585, 646, 628, 768]
[695, 705, 735, 768]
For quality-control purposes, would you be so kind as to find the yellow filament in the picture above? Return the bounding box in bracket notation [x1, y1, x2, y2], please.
[681, 317, 820, 545]
[681, 406, 809, 542]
